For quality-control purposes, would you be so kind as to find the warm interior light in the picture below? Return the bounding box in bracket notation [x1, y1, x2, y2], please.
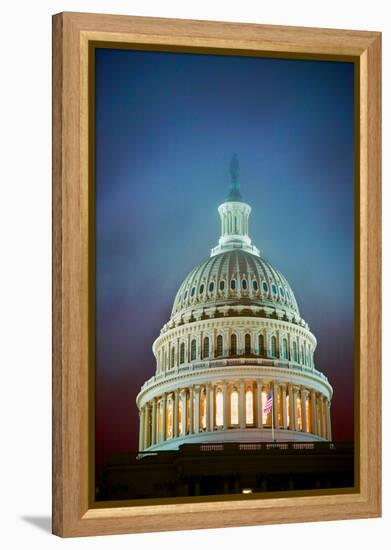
[242, 488, 253, 494]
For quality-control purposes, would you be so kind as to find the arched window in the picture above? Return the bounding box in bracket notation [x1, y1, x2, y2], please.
[271, 336, 277, 357]
[245, 333, 251, 354]
[258, 334, 265, 355]
[179, 342, 185, 364]
[191, 339, 197, 361]
[199, 284, 204, 294]
[209, 281, 214, 292]
[282, 338, 288, 359]
[191, 286, 196, 297]
[262, 281, 268, 293]
[242, 279, 247, 290]
[219, 280, 225, 291]
[253, 280, 258, 291]
[230, 333, 237, 356]
[203, 337, 210, 358]
[293, 341, 298, 362]
[231, 279, 236, 290]
[230, 390, 239, 424]
[216, 390, 223, 426]
[246, 389, 254, 424]
[216, 335, 223, 357]
[170, 347, 175, 369]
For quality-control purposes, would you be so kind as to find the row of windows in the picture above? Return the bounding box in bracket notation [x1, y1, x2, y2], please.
[166, 333, 312, 367]
[181, 280, 291, 303]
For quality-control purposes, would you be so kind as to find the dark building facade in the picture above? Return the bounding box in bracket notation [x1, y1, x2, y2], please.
[97, 441, 354, 502]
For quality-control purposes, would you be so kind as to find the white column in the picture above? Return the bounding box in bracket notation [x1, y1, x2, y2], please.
[288, 384, 294, 430]
[293, 386, 299, 431]
[311, 390, 317, 435]
[144, 403, 150, 448]
[194, 386, 200, 433]
[205, 384, 211, 432]
[281, 384, 287, 429]
[326, 400, 332, 441]
[273, 382, 279, 430]
[162, 393, 167, 441]
[301, 388, 308, 432]
[239, 381, 246, 429]
[151, 398, 156, 446]
[321, 396, 327, 438]
[209, 384, 215, 431]
[256, 380, 263, 428]
[173, 389, 179, 438]
[222, 381, 228, 429]
[180, 389, 187, 436]
[189, 385, 194, 434]
[138, 408, 144, 451]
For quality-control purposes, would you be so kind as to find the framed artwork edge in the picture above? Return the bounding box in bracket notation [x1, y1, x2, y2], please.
[52, 11, 382, 538]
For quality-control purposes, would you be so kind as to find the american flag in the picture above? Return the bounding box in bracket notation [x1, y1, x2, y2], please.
[264, 390, 273, 414]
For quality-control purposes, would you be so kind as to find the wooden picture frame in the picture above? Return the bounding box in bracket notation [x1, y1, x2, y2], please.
[52, 11, 381, 537]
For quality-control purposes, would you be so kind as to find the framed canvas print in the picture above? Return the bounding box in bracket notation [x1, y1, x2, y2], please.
[52, 12, 381, 537]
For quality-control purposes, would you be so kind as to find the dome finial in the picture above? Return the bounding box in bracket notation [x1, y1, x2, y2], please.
[227, 154, 242, 201]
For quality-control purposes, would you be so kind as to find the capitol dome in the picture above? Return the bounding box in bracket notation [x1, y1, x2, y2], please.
[136, 159, 332, 451]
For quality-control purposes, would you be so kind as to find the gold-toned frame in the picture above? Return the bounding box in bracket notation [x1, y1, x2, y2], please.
[52, 12, 381, 537]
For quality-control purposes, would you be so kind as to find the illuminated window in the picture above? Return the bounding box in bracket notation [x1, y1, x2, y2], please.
[286, 394, 290, 429]
[203, 337, 210, 358]
[216, 335, 223, 357]
[166, 398, 173, 439]
[245, 333, 251, 354]
[305, 397, 311, 432]
[258, 334, 265, 355]
[216, 390, 223, 427]
[262, 390, 270, 426]
[230, 334, 237, 356]
[230, 390, 239, 424]
[191, 339, 196, 361]
[200, 390, 207, 429]
[231, 279, 236, 290]
[246, 390, 254, 424]
[271, 336, 277, 357]
[179, 342, 185, 364]
[297, 397, 302, 431]
[170, 347, 175, 369]
[178, 398, 183, 436]
[278, 390, 282, 426]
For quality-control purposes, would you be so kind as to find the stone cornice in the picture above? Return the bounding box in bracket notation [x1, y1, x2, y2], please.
[136, 363, 332, 407]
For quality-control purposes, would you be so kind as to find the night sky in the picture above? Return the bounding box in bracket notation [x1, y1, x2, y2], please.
[95, 48, 355, 472]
